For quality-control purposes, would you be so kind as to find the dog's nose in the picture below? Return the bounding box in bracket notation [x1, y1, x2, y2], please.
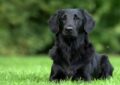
[65, 26, 73, 32]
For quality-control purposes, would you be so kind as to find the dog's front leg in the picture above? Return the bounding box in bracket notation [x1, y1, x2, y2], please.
[49, 64, 66, 81]
[82, 71, 91, 81]
[81, 64, 92, 81]
[73, 70, 91, 81]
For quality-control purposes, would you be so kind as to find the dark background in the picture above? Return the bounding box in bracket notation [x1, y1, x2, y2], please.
[0, 0, 120, 55]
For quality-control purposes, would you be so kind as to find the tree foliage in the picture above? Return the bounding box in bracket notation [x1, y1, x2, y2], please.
[0, 0, 119, 55]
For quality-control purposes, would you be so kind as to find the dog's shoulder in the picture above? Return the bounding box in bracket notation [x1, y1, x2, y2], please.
[49, 45, 57, 57]
[49, 44, 61, 62]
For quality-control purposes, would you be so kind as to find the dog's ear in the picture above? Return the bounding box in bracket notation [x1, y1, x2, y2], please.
[48, 10, 61, 34]
[82, 10, 95, 33]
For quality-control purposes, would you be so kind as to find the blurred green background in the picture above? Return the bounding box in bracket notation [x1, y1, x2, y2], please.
[0, 0, 120, 55]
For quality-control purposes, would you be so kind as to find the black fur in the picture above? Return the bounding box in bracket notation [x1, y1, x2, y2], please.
[48, 9, 113, 81]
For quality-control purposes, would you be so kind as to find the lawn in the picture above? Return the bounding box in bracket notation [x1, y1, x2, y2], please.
[0, 55, 119, 85]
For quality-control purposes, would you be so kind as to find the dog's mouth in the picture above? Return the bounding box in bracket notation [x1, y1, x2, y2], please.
[62, 31, 77, 38]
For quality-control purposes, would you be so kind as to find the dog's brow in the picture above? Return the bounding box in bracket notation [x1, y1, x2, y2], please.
[61, 14, 67, 19]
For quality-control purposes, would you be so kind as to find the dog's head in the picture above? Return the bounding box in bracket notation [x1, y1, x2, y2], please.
[49, 9, 95, 38]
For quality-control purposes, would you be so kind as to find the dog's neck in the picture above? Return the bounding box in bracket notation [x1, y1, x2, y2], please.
[55, 32, 92, 66]
[57, 33, 89, 48]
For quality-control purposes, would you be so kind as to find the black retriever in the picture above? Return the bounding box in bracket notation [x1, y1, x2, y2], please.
[48, 9, 113, 81]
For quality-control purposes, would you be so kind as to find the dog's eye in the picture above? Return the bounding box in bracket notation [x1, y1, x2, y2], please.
[61, 15, 66, 21]
[74, 14, 80, 20]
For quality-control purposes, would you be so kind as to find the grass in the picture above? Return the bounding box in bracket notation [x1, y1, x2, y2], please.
[0, 55, 119, 85]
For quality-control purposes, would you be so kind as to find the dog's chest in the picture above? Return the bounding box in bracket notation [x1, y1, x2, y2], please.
[61, 46, 83, 66]
[61, 47, 83, 76]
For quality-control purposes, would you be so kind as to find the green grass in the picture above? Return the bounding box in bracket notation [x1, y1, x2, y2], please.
[0, 55, 119, 85]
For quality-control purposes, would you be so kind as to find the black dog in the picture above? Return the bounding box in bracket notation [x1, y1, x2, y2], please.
[48, 9, 113, 81]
